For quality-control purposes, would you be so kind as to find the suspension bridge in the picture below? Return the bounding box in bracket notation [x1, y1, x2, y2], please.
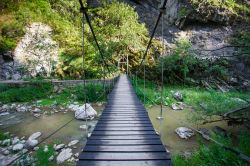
[77, 75, 171, 166]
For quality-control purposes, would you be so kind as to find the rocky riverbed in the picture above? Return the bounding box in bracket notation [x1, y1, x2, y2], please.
[0, 102, 104, 165]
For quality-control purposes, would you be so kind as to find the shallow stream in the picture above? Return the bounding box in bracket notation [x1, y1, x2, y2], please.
[148, 105, 244, 154]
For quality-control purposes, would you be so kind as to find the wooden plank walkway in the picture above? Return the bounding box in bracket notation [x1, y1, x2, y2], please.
[77, 75, 171, 166]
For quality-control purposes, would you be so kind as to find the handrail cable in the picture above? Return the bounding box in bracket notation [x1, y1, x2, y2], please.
[6, 84, 115, 166]
[137, 0, 168, 69]
[79, 0, 112, 76]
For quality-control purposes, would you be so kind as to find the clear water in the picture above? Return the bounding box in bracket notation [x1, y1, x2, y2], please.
[147, 105, 244, 153]
[0, 105, 103, 153]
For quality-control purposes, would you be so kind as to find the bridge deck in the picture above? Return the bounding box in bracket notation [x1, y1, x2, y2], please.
[77, 75, 171, 166]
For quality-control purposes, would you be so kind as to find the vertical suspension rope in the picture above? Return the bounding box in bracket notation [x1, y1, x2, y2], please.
[158, 9, 165, 137]
[80, 8, 88, 139]
[143, 60, 146, 104]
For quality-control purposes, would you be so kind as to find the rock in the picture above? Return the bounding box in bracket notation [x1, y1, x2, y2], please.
[16, 106, 27, 112]
[12, 73, 22, 80]
[28, 132, 41, 140]
[173, 91, 183, 101]
[22, 149, 28, 154]
[171, 102, 184, 110]
[3, 150, 10, 155]
[212, 126, 227, 137]
[48, 155, 54, 161]
[33, 147, 39, 151]
[32, 108, 41, 113]
[2, 139, 11, 146]
[0, 112, 10, 116]
[68, 140, 79, 147]
[12, 137, 20, 145]
[74, 153, 79, 158]
[74, 103, 97, 120]
[25, 139, 38, 148]
[12, 143, 24, 151]
[13, 22, 59, 78]
[33, 113, 41, 118]
[175, 127, 195, 139]
[44, 145, 48, 152]
[79, 125, 87, 130]
[54, 144, 65, 151]
[56, 148, 73, 164]
[198, 128, 211, 140]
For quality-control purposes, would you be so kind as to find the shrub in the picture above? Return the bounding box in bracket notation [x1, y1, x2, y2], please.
[0, 37, 16, 53]
[0, 82, 53, 103]
[74, 83, 109, 102]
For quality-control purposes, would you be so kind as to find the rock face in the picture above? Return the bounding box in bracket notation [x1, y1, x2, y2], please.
[56, 148, 73, 164]
[175, 127, 195, 139]
[73, 103, 97, 120]
[120, 0, 243, 59]
[0, 22, 59, 80]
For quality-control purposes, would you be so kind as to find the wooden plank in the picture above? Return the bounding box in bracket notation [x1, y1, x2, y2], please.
[94, 127, 154, 131]
[79, 152, 170, 160]
[99, 117, 149, 121]
[84, 145, 166, 152]
[77, 75, 171, 166]
[77, 160, 172, 166]
[89, 135, 160, 140]
[86, 139, 162, 145]
[96, 121, 152, 124]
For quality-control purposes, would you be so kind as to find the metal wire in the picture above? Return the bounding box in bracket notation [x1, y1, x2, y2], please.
[137, 0, 168, 69]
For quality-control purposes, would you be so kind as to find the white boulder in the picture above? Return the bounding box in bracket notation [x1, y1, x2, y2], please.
[74, 103, 97, 120]
[25, 139, 38, 148]
[12, 143, 24, 151]
[175, 127, 195, 139]
[68, 140, 79, 147]
[54, 144, 65, 151]
[56, 148, 73, 164]
[28, 132, 41, 140]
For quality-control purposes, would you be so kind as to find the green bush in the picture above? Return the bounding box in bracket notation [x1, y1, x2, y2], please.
[74, 84, 109, 102]
[153, 39, 229, 84]
[0, 37, 16, 54]
[0, 82, 53, 103]
[173, 134, 249, 166]
[35, 144, 55, 166]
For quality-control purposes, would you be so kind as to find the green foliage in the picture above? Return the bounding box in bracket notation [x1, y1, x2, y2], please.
[0, 131, 10, 141]
[150, 39, 229, 84]
[190, 0, 250, 18]
[239, 131, 250, 156]
[178, 7, 190, 18]
[37, 83, 110, 106]
[0, 37, 16, 54]
[74, 84, 109, 102]
[35, 144, 55, 166]
[1, 0, 158, 79]
[0, 82, 53, 103]
[132, 78, 250, 119]
[173, 133, 250, 166]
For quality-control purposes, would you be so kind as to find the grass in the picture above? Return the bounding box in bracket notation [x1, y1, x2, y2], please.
[35, 144, 55, 166]
[190, 0, 250, 17]
[0, 82, 53, 104]
[37, 83, 110, 106]
[132, 78, 250, 119]
[0, 131, 10, 141]
[0, 82, 110, 105]
[173, 132, 250, 166]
